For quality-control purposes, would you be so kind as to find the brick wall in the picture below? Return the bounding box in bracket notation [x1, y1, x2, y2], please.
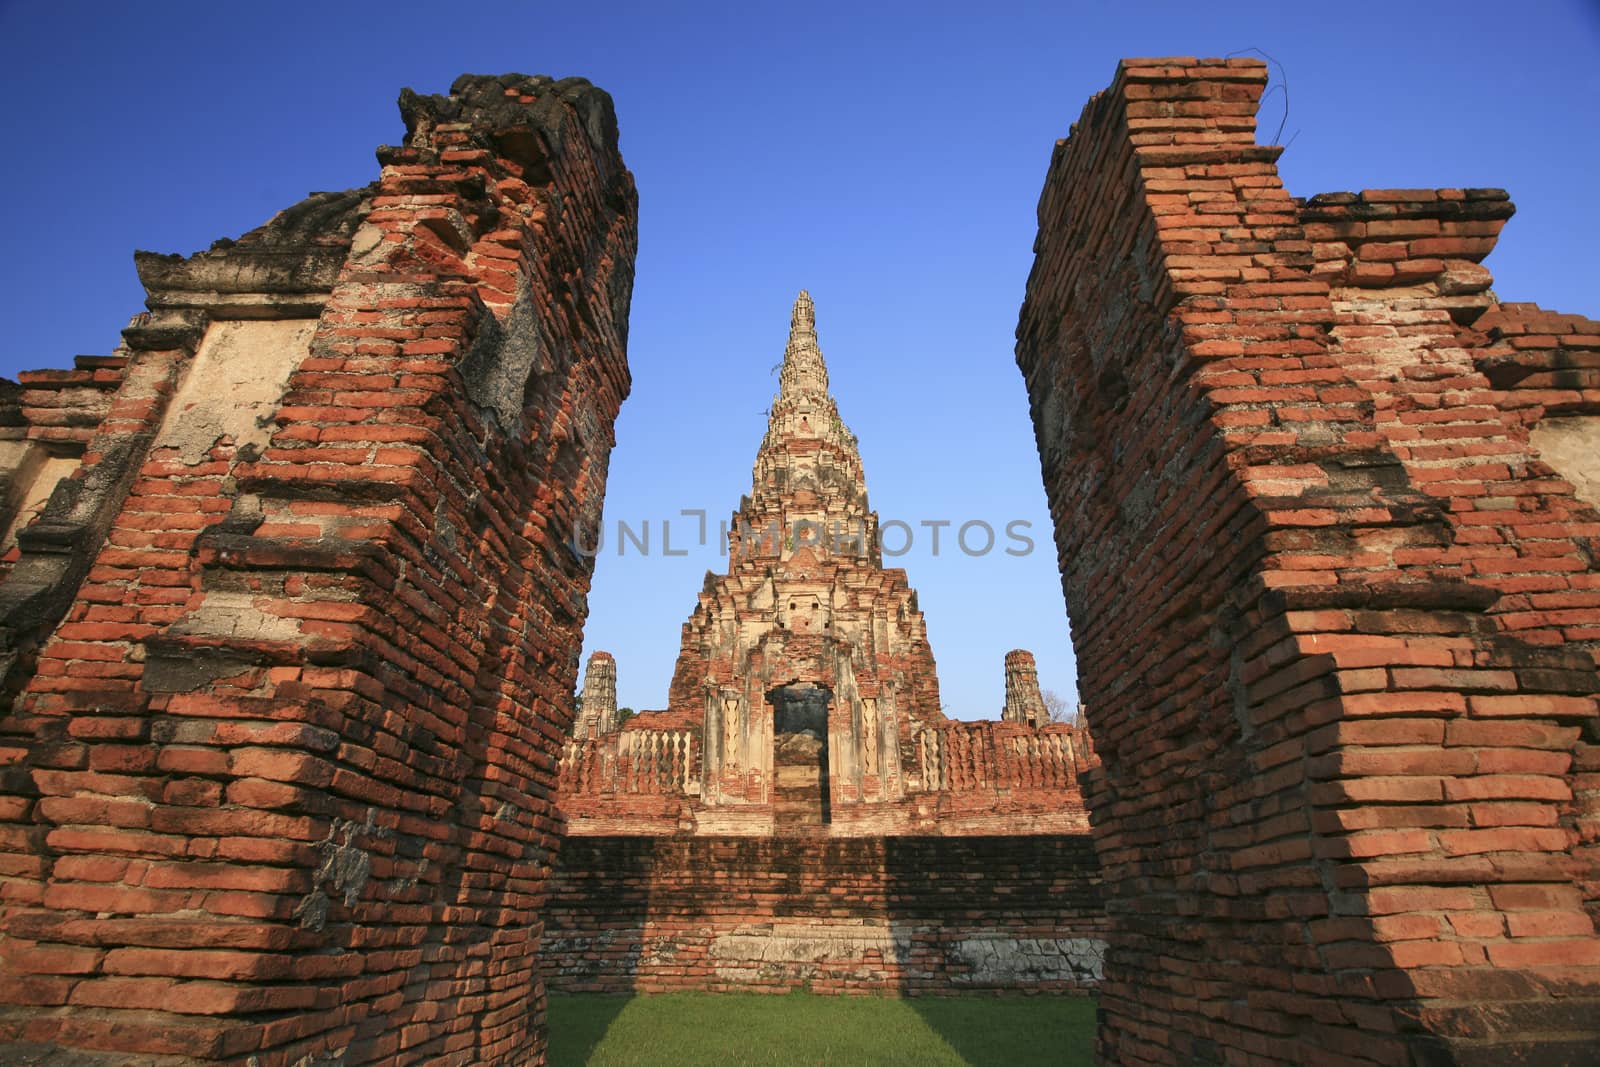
[542, 835, 1107, 995]
[0, 74, 636, 1066]
[1018, 57, 1599, 1064]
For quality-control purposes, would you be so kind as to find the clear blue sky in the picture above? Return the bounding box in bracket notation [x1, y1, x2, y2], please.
[1, 1, 1595, 718]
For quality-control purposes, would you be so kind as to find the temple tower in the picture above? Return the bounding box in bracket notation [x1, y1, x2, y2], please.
[557, 290, 1097, 841]
[665, 291, 944, 828]
[574, 650, 619, 738]
[1001, 649, 1048, 726]
[724, 289, 878, 566]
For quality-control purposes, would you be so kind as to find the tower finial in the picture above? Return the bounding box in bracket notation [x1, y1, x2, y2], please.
[779, 289, 828, 396]
[791, 289, 815, 335]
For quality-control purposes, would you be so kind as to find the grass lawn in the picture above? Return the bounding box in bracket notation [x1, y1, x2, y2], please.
[548, 991, 1097, 1066]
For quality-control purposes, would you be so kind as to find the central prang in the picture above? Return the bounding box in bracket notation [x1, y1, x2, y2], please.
[562, 291, 1092, 837]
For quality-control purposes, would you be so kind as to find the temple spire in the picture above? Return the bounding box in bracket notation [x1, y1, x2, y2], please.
[778, 289, 829, 397]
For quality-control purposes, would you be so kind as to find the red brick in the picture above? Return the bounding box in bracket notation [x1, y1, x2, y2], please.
[225, 749, 334, 787]
[1486, 940, 1600, 967]
[1443, 776, 1572, 802]
[1469, 694, 1597, 718]
[101, 947, 290, 981]
[1504, 911, 1595, 938]
[1437, 827, 1570, 856]
[1489, 884, 1585, 911]
[0, 940, 103, 975]
[1447, 912, 1505, 939]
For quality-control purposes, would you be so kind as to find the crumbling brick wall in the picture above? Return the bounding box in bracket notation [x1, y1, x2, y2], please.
[0, 74, 636, 1066]
[1018, 58, 1599, 1064]
[542, 835, 1107, 995]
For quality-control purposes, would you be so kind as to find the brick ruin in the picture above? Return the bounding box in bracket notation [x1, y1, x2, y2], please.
[0, 55, 1591, 1067]
[1018, 58, 1599, 1064]
[543, 834, 1106, 997]
[543, 294, 1103, 995]
[0, 75, 637, 1064]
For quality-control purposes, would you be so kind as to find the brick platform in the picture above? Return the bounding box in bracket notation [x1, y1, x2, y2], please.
[542, 835, 1107, 995]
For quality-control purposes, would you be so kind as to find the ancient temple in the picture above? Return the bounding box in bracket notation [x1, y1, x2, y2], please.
[557, 292, 1095, 836]
[0, 58, 1588, 1063]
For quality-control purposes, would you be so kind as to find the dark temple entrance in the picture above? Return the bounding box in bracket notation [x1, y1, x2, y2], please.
[767, 682, 832, 833]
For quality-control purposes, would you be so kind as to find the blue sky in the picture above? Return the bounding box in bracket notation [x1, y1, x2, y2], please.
[1, 1, 1595, 717]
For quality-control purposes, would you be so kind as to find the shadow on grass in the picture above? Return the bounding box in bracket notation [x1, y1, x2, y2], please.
[906, 995, 1098, 1067]
[548, 994, 634, 1067]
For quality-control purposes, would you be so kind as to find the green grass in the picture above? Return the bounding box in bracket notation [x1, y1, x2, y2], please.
[548, 991, 1097, 1066]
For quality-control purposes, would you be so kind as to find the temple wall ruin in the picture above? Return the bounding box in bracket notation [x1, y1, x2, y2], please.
[542, 835, 1106, 995]
[0, 75, 636, 1065]
[1018, 57, 1599, 1065]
